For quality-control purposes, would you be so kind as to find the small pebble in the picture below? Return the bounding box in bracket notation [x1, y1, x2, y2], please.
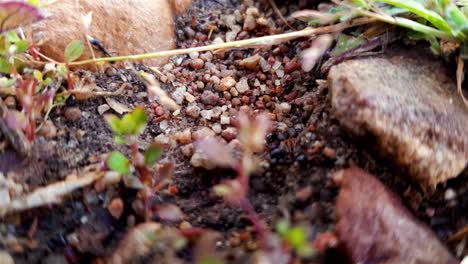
[444, 189, 456, 200]
[193, 127, 216, 140]
[239, 54, 261, 70]
[107, 198, 124, 219]
[322, 147, 337, 159]
[97, 104, 110, 115]
[222, 127, 237, 141]
[235, 78, 250, 94]
[189, 58, 205, 70]
[220, 77, 237, 91]
[186, 104, 201, 118]
[38, 120, 57, 139]
[201, 90, 219, 105]
[64, 107, 81, 121]
[4, 96, 16, 109]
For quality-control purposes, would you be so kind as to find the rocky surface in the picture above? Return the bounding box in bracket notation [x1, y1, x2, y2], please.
[335, 167, 457, 264]
[328, 52, 468, 187]
[31, 0, 191, 70]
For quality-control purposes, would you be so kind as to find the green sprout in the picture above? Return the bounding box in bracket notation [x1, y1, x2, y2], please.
[276, 220, 315, 258]
[105, 107, 163, 185]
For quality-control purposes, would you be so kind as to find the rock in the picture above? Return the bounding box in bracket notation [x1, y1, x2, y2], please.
[172, 86, 187, 105]
[189, 58, 205, 70]
[186, 104, 201, 118]
[97, 104, 110, 115]
[37, 120, 57, 139]
[239, 54, 261, 70]
[64, 107, 81, 121]
[192, 127, 215, 140]
[30, 0, 191, 70]
[201, 109, 213, 120]
[108, 222, 161, 264]
[235, 78, 250, 94]
[107, 198, 124, 219]
[335, 167, 457, 264]
[243, 15, 257, 31]
[328, 52, 468, 187]
[220, 77, 237, 91]
[201, 90, 219, 106]
[169, 0, 192, 15]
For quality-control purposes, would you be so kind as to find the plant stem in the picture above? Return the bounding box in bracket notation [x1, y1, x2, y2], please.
[66, 17, 375, 66]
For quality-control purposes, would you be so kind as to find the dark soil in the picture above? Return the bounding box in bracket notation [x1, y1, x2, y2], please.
[1, 0, 467, 263]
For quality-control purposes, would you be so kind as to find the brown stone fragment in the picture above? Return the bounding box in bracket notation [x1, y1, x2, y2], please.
[335, 167, 457, 264]
[329, 52, 468, 186]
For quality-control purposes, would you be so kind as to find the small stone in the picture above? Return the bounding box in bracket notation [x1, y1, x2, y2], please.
[211, 123, 222, 134]
[201, 109, 213, 120]
[246, 7, 259, 17]
[179, 221, 192, 229]
[210, 75, 220, 85]
[222, 127, 237, 141]
[230, 87, 239, 97]
[189, 51, 199, 59]
[38, 120, 57, 139]
[220, 115, 230, 125]
[235, 78, 250, 94]
[107, 198, 124, 219]
[189, 58, 205, 70]
[64, 107, 81, 121]
[201, 90, 219, 105]
[193, 127, 215, 140]
[186, 104, 201, 118]
[174, 128, 192, 144]
[184, 92, 196, 103]
[322, 147, 337, 159]
[212, 106, 222, 119]
[285, 60, 301, 73]
[181, 143, 194, 157]
[172, 86, 187, 105]
[243, 15, 256, 31]
[444, 189, 456, 200]
[154, 134, 177, 149]
[275, 102, 291, 114]
[97, 104, 110, 115]
[105, 67, 117, 76]
[220, 77, 237, 91]
[239, 54, 261, 70]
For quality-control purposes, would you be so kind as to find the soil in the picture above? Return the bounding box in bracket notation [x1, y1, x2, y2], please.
[1, 0, 467, 263]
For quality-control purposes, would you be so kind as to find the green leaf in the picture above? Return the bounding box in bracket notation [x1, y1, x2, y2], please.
[131, 107, 148, 134]
[285, 227, 308, 250]
[57, 64, 67, 76]
[445, 4, 468, 36]
[144, 144, 162, 166]
[107, 151, 130, 174]
[115, 135, 126, 144]
[0, 58, 10, 73]
[330, 34, 365, 56]
[5, 31, 20, 43]
[105, 115, 122, 134]
[376, 0, 452, 33]
[120, 113, 138, 135]
[14, 40, 29, 53]
[276, 220, 290, 236]
[33, 70, 43, 81]
[64, 40, 84, 63]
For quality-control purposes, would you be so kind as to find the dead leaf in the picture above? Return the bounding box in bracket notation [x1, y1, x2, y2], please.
[105, 97, 131, 115]
[0, 166, 104, 217]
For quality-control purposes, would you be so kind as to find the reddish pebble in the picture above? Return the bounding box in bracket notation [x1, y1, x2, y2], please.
[284, 60, 301, 73]
[189, 58, 205, 70]
[108, 198, 124, 219]
[322, 147, 337, 159]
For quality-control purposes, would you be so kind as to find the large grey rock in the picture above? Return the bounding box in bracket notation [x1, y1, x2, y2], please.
[328, 52, 468, 187]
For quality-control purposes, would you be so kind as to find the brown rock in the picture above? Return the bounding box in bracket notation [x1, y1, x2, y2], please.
[64, 107, 81, 121]
[239, 54, 261, 70]
[30, 0, 191, 70]
[335, 167, 457, 264]
[329, 52, 468, 187]
[169, 0, 192, 15]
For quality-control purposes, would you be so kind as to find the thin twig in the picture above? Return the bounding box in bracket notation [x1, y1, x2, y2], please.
[268, 0, 295, 31]
[61, 17, 375, 67]
[456, 56, 468, 106]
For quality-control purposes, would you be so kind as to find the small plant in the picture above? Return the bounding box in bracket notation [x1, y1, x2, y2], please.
[298, 0, 468, 103]
[276, 220, 315, 258]
[105, 107, 164, 186]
